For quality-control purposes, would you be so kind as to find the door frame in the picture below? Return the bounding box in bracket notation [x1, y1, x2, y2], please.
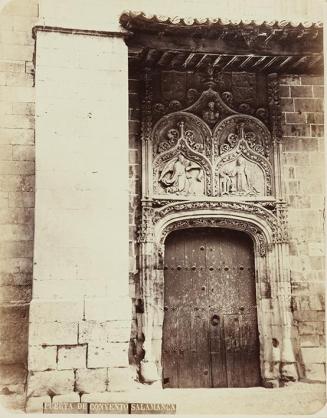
[138, 201, 298, 388]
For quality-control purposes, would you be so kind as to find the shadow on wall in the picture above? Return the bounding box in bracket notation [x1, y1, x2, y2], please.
[0, 0, 38, 411]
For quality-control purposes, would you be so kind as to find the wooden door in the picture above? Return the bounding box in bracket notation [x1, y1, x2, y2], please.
[162, 227, 261, 388]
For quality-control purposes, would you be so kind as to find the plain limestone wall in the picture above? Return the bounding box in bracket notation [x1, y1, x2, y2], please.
[26, 30, 132, 412]
[0, 0, 38, 410]
[280, 75, 325, 382]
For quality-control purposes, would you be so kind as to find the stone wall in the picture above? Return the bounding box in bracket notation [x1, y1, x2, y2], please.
[26, 30, 132, 412]
[0, 0, 38, 409]
[280, 75, 325, 382]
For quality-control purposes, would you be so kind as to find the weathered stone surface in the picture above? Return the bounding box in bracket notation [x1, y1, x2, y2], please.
[290, 85, 313, 97]
[75, 368, 107, 393]
[299, 322, 325, 335]
[84, 298, 131, 321]
[301, 348, 326, 364]
[29, 321, 78, 345]
[108, 367, 134, 391]
[78, 321, 111, 344]
[28, 345, 57, 371]
[29, 299, 84, 323]
[87, 342, 129, 368]
[57, 345, 87, 370]
[27, 370, 74, 397]
[294, 98, 323, 113]
[25, 395, 51, 413]
[305, 364, 326, 381]
[300, 335, 320, 348]
[79, 320, 130, 345]
[0, 364, 26, 385]
[52, 393, 81, 403]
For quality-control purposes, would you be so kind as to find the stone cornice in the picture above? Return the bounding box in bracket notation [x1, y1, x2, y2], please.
[32, 25, 131, 40]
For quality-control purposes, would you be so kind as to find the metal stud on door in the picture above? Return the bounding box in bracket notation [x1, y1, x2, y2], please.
[162, 228, 261, 388]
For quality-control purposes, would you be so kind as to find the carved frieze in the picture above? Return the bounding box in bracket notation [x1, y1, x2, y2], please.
[153, 200, 280, 233]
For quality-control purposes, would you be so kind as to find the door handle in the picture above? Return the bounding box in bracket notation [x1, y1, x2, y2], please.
[211, 314, 220, 326]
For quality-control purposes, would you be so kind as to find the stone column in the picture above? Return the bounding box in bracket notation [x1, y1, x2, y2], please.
[26, 28, 131, 412]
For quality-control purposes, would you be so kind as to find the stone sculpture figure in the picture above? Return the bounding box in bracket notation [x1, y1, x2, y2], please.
[159, 154, 203, 195]
[219, 156, 259, 196]
[202, 101, 220, 125]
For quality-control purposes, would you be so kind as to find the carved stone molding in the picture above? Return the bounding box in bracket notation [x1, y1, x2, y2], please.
[153, 200, 278, 227]
[160, 217, 267, 256]
[138, 203, 154, 243]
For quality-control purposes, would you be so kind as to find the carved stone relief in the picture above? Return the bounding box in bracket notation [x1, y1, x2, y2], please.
[137, 67, 298, 387]
[151, 107, 273, 198]
[159, 154, 204, 196]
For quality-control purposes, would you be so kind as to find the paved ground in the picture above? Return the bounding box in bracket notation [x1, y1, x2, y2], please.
[0, 383, 325, 415]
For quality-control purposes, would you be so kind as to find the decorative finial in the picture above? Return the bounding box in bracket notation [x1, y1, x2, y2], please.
[204, 63, 216, 89]
[238, 122, 245, 139]
[178, 121, 185, 137]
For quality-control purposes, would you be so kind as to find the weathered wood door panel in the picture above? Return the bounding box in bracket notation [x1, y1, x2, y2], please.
[162, 228, 261, 388]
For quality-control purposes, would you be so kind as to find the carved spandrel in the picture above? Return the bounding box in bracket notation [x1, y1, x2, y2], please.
[152, 113, 211, 158]
[213, 116, 272, 158]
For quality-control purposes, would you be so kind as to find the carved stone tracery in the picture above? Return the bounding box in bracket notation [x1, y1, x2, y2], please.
[148, 69, 276, 199]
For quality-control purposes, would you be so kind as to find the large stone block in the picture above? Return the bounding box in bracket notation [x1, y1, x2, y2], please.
[285, 112, 306, 124]
[12, 145, 35, 161]
[9, 191, 35, 208]
[108, 367, 134, 391]
[280, 98, 294, 112]
[300, 335, 320, 348]
[0, 364, 26, 385]
[109, 321, 131, 343]
[305, 364, 326, 381]
[29, 321, 78, 345]
[75, 368, 107, 393]
[282, 123, 311, 137]
[57, 345, 87, 370]
[311, 125, 324, 137]
[301, 76, 324, 85]
[27, 370, 74, 397]
[290, 85, 313, 97]
[79, 321, 111, 344]
[88, 342, 129, 368]
[28, 345, 57, 371]
[29, 299, 84, 323]
[301, 347, 326, 364]
[313, 86, 324, 98]
[294, 98, 323, 113]
[298, 321, 325, 336]
[280, 75, 301, 85]
[25, 395, 51, 413]
[84, 297, 131, 321]
[306, 112, 324, 124]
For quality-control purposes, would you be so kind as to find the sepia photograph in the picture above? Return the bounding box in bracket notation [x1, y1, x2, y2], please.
[0, 0, 325, 416]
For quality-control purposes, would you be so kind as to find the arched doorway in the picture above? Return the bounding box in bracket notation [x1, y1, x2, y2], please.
[162, 227, 261, 388]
